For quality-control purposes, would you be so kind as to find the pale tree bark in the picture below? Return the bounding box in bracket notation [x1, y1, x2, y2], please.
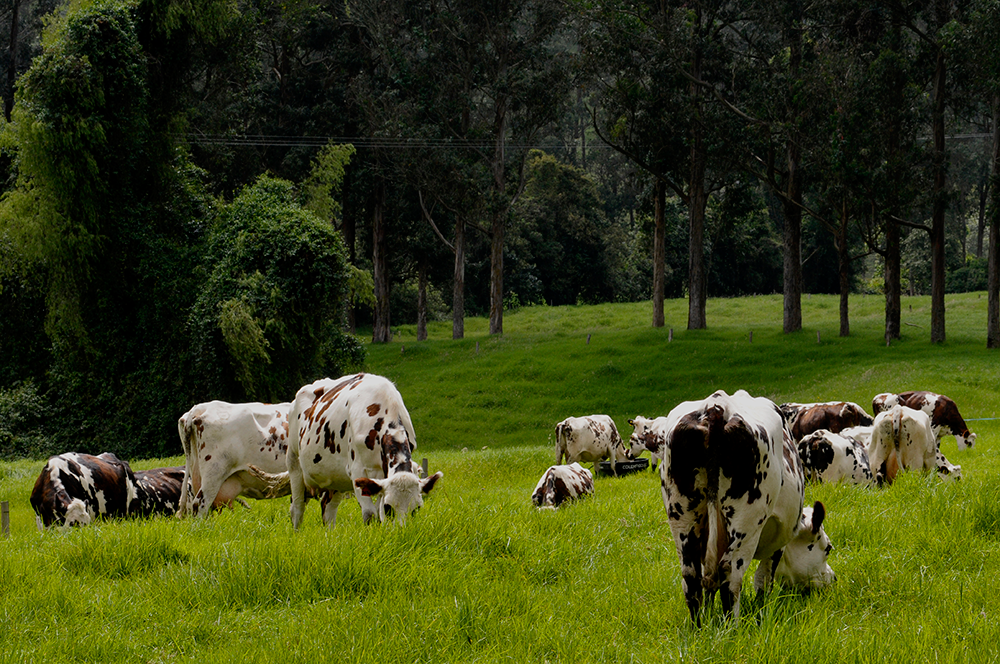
[371, 179, 391, 343]
[653, 179, 665, 328]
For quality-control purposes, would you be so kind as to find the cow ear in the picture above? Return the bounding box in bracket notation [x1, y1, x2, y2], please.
[355, 477, 386, 497]
[812, 501, 826, 534]
[628, 419, 635, 427]
[421, 471, 443, 494]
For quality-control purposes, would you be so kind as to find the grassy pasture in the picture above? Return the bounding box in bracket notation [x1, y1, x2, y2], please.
[2, 292, 1000, 662]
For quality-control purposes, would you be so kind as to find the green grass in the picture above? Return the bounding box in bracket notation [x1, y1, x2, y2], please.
[2, 292, 1000, 662]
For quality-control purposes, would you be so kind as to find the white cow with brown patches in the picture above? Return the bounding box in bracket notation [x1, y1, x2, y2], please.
[873, 391, 977, 449]
[286, 373, 442, 528]
[868, 405, 961, 485]
[554, 415, 630, 475]
[177, 400, 291, 517]
[531, 463, 594, 509]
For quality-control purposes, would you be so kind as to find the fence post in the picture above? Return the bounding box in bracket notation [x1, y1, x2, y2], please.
[2, 501, 8, 539]
[669, 328, 673, 342]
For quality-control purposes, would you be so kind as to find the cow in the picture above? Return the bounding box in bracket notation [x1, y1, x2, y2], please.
[286, 373, 442, 528]
[873, 391, 976, 449]
[30, 453, 138, 529]
[132, 466, 186, 517]
[554, 415, 631, 475]
[627, 415, 669, 471]
[868, 405, 961, 485]
[177, 400, 292, 517]
[780, 401, 874, 442]
[774, 503, 835, 589]
[660, 389, 835, 624]
[531, 463, 594, 509]
[796, 430, 873, 485]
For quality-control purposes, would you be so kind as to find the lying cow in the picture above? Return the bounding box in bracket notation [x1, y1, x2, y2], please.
[796, 430, 873, 485]
[132, 466, 186, 517]
[177, 400, 292, 517]
[869, 405, 961, 485]
[531, 463, 594, 509]
[661, 390, 835, 624]
[554, 415, 630, 475]
[286, 373, 442, 527]
[873, 391, 976, 449]
[30, 452, 138, 529]
[781, 401, 874, 441]
[627, 415, 669, 471]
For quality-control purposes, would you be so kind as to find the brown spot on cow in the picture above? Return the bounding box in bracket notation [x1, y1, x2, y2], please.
[367, 403, 381, 417]
[204, 454, 212, 461]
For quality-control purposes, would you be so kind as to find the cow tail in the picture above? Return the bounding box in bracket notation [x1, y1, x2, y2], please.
[554, 424, 565, 465]
[892, 406, 902, 452]
[178, 416, 198, 516]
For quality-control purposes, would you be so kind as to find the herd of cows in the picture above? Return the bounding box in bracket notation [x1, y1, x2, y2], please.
[26, 372, 975, 624]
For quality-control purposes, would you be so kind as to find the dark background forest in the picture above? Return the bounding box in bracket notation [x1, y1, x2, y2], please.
[2, 0, 1000, 460]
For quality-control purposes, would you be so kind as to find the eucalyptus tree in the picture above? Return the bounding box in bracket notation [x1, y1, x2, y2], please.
[580, 0, 746, 330]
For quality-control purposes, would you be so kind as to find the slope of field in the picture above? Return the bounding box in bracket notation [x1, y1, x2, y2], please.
[1, 293, 998, 663]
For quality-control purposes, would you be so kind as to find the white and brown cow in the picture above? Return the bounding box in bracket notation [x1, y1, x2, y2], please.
[531, 463, 594, 509]
[873, 391, 976, 449]
[30, 452, 138, 529]
[554, 415, 630, 475]
[796, 430, 873, 485]
[177, 400, 292, 517]
[780, 401, 874, 442]
[132, 466, 186, 517]
[661, 390, 835, 624]
[868, 405, 961, 485]
[286, 373, 442, 528]
[627, 415, 670, 471]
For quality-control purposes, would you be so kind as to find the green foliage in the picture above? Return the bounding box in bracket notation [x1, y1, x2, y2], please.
[302, 142, 356, 223]
[189, 175, 363, 403]
[0, 380, 52, 460]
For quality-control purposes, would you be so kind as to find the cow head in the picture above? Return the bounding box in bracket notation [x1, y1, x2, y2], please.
[956, 430, 977, 450]
[627, 416, 666, 460]
[871, 393, 898, 416]
[355, 471, 443, 524]
[775, 502, 835, 590]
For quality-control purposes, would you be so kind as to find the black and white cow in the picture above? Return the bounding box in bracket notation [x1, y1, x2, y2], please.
[869, 405, 961, 485]
[531, 463, 594, 509]
[132, 466, 186, 517]
[554, 415, 631, 475]
[177, 400, 292, 517]
[873, 391, 976, 449]
[30, 453, 138, 529]
[796, 430, 873, 485]
[780, 401, 874, 442]
[660, 390, 835, 624]
[286, 373, 442, 528]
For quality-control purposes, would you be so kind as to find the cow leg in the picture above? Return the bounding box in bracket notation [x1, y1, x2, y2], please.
[192, 466, 232, 518]
[320, 490, 346, 527]
[287, 444, 307, 530]
[754, 550, 783, 593]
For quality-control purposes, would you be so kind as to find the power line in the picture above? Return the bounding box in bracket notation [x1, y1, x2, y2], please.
[179, 133, 605, 150]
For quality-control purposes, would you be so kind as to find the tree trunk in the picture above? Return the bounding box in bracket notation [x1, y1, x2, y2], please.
[837, 200, 850, 337]
[977, 175, 988, 259]
[929, 44, 947, 344]
[417, 263, 428, 342]
[453, 217, 465, 340]
[783, 11, 803, 334]
[5, 0, 19, 122]
[652, 179, 665, 328]
[372, 179, 391, 343]
[987, 91, 1000, 349]
[342, 166, 358, 334]
[885, 216, 901, 342]
[687, 48, 707, 331]
[489, 94, 509, 336]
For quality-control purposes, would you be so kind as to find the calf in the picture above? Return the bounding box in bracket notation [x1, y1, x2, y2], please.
[286, 373, 442, 528]
[177, 400, 292, 517]
[873, 391, 976, 449]
[555, 415, 630, 475]
[796, 430, 873, 485]
[869, 405, 961, 485]
[781, 401, 874, 442]
[132, 466, 186, 517]
[30, 453, 138, 529]
[661, 390, 834, 624]
[531, 463, 594, 509]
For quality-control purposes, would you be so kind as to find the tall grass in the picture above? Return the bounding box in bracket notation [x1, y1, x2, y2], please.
[1, 293, 999, 662]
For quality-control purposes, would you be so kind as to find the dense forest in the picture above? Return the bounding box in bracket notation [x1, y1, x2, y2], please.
[1, 0, 999, 459]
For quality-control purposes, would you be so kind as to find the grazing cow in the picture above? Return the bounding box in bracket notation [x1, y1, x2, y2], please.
[30, 453, 138, 529]
[774, 503, 835, 589]
[873, 391, 976, 449]
[627, 415, 669, 471]
[531, 463, 594, 509]
[132, 466, 186, 517]
[286, 373, 442, 528]
[868, 405, 961, 485]
[796, 430, 873, 485]
[781, 401, 874, 442]
[177, 400, 292, 517]
[661, 390, 835, 623]
[554, 415, 631, 475]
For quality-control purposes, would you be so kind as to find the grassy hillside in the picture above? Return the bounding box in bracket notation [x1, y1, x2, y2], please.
[1, 293, 999, 663]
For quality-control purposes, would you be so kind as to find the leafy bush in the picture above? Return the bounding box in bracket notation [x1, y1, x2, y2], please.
[947, 256, 988, 293]
[0, 380, 53, 460]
